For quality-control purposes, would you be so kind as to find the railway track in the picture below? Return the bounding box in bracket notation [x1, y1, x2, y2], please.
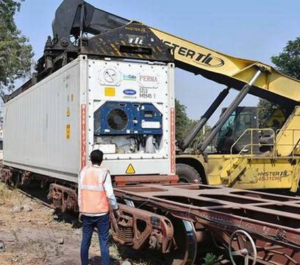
[17, 189, 55, 210]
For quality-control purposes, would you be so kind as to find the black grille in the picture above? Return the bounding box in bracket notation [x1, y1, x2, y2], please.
[107, 109, 128, 131]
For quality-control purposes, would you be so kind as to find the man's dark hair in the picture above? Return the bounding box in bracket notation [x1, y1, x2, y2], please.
[90, 150, 103, 165]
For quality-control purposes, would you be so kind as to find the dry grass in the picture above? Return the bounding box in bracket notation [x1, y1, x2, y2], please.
[0, 182, 150, 265]
[0, 182, 80, 265]
[0, 182, 13, 206]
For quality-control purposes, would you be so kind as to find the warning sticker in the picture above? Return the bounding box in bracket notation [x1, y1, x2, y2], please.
[126, 164, 136, 174]
[66, 124, 71, 139]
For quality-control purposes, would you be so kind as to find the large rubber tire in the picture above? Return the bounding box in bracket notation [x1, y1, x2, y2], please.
[176, 163, 201, 184]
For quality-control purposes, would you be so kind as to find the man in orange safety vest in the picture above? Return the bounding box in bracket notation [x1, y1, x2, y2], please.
[78, 149, 120, 265]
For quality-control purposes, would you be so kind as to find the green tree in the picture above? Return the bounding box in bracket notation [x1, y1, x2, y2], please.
[175, 99, 190, 141]
[175, 99, 210, 148]
[0, 0, 33, 97]
[187, 119, 211, 148]
[258, 36, 300, 125]
[271, 37, 300, 80]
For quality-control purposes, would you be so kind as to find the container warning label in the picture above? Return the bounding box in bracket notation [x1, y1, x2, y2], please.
[126, 164, 136, 174]
[66, 124, 71, 139]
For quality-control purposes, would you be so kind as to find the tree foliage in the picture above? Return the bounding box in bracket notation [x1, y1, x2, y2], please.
[175, 99, 210, 147]
[258, 36, 300, 126]
[271, 37, 300, 80]
[0, 0, 33, 95]
[175, 99, 190, 140]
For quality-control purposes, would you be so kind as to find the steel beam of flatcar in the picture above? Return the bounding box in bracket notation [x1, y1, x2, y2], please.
[113, 184, 300, 264]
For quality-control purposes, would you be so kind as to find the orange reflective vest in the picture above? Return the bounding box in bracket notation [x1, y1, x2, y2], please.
[79, 166, 109, 214]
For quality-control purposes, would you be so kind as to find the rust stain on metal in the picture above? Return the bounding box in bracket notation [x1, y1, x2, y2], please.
[110, 204, 173, 253]
[48, 184, 78, 213]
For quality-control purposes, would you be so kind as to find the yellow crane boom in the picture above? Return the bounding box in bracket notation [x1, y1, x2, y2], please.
[150, 26, 300, 106]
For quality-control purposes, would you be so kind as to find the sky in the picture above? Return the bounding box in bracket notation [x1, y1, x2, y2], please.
[14, 0, 300, 124]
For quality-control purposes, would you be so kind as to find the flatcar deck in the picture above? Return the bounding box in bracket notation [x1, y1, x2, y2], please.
[112, 184, 300, 264]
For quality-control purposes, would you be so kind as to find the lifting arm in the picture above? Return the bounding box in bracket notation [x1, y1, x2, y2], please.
[47, 0, 300, 108]
[51, 0, 300, 109]
[199, 69, 263, 153]
[178, 87, 230, 151]
[149, 27, 300, 107]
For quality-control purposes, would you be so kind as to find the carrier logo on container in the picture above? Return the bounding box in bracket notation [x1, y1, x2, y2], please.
[123, 74, 137, 81]
[123, 89, 137, 96]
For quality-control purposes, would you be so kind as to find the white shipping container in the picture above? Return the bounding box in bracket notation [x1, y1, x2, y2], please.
[3, 56, 175, 183]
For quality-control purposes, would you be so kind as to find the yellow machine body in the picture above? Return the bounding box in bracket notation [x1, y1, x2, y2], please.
[149, 26, 300, 192]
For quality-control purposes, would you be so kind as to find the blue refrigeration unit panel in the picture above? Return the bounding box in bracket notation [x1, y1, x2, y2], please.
[94, 101, 163, 135]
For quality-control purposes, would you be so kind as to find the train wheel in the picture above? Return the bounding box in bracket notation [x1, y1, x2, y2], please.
[165, 218, 197, 265]
[12, 171, 21, 188]
[124, 200, 197, 265]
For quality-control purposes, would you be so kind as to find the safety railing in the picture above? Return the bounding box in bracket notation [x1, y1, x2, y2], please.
[230, 128, 276, 157]
[230, 128, 300, 160]
[226, 128, 275, 171]
[221, 128, 300, 182]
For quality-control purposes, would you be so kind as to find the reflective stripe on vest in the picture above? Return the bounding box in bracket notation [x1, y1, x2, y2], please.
[79, 166, 109, 214]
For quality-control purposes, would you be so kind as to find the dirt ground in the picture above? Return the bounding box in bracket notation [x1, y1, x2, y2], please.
[0, 182, 155, 265]
[0, 182, 223, 265]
